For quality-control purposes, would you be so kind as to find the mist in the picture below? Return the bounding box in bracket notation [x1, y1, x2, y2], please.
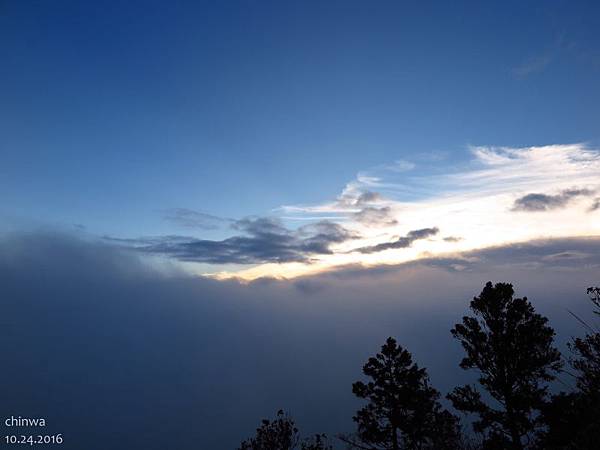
[1, 232, 598, 449]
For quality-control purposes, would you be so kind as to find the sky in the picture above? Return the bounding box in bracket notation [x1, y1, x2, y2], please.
[1, 0, 600, 279]
[1, 2, 600, 449]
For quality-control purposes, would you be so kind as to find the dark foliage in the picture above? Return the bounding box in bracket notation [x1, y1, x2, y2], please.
[300, 434, 334, 450]
[587, 286, 600, 313]
[240, 283, 600, 450]
[448, 282, 562, 449]
[344, 337, 460, 450]
[571, 330, 600, 394]
[539, 286, 600, 449]
[238, 410, 333, 450]
[538, 390, 600, 449]
[238, 410, 300, 450]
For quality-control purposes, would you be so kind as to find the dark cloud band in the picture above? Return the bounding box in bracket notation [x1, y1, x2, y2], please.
[512, 188, 594, 212]
[353, 227, 439, 254]
[107, 217, 358, 265]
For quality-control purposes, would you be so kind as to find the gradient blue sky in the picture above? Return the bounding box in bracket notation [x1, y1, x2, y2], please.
[1, 1, 600, 275]
[2, 4, 600, 447]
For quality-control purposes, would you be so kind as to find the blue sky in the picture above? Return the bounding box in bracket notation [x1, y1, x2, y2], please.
[2, 4, 600, 448]
[1, 0, 600, 276]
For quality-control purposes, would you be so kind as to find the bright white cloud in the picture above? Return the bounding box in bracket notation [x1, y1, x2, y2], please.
[219, 144, 600, 280]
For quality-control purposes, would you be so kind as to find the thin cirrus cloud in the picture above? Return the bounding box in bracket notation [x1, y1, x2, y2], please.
[512, 52, 554, 78]
[112, 144, 600, 280]
[510, 35, 565, 79]
[163, 208, 232, 230]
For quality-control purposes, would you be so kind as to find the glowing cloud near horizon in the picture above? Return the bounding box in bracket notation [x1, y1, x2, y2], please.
[216, 144, 600, 280]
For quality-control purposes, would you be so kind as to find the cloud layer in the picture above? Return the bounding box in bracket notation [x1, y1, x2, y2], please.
[258, 143, 600, 280]
[2, 232, 599, 449]
[108, 218, 358, 265]
[106, 144, 600, 279]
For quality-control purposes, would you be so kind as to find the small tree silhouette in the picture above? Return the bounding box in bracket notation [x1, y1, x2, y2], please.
[238, 410, 333, 450]
[238, 410, 300, 450]
[587, 286, 600, 313]
[342, 337, 460, 450]
[448, 282, 562, 450]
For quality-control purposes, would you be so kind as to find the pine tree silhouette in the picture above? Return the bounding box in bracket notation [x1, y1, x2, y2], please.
[342, 337, 460, 450]
[238, 410, 333, 450]
[448, 282, 562, 450]
[238, 410, 300, 450]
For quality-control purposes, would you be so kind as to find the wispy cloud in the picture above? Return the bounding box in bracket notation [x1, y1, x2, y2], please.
[511, 33, 600, 79]
[352, 206, 398, 227]
[512, 53, 554, 78]
[233, 143, 600, 279]
[109, 144, 600, 280]
[511, 34, 566, 79]
[163, 208, 232, 230]
[443, 236, 463, 243]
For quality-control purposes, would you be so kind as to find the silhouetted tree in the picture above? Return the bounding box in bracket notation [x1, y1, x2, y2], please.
[539, 286, 600, 449]
[571, 321, 600, 395]
[342, 337, 460, 450]
[587, 286, 600, 313]
[448, 282, 562, 450]
[238, 410, 300, 450]
[238, 410, 333, 450]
